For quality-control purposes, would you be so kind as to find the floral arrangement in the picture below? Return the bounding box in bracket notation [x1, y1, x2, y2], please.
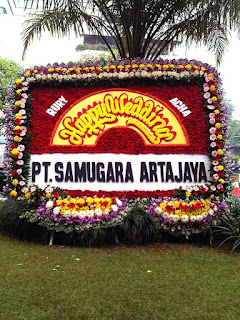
[148, 198, 228, 237]
[3, 59, 232, 236]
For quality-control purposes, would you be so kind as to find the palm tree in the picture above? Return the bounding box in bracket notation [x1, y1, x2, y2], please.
[22, 0, 240, 63]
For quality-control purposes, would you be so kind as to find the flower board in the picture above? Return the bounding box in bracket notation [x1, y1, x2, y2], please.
[4, 60, 231, 236]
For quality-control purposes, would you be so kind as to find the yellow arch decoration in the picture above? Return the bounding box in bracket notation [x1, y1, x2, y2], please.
[51, 90, 188, 146]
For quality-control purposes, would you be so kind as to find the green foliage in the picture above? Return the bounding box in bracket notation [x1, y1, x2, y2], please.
[0, 57, 22, 133]
[76, 42, 117, 52]
[119, 203, 158, 244]
[0, 57, 22, 111]
[22, 0, 240, 62]
[213, 197, 240, 251]
[77, 49, 119, 65]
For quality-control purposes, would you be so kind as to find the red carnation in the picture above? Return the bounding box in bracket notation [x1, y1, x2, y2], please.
[214, 102, 220, 108]
[215, 115, 221, 121]
[193, 190, 198, 196]
[200, 187, 206, 194]
[216, 129, 222, 134]
[216, 141, 222, 147]
[53, 191, 60, 198]
[12, 143, 17, 149]
[111, 198, 116, 204]
[11, 169, 17, 176]
[14, 130, 21, 135]
[69, 203, 75, 208]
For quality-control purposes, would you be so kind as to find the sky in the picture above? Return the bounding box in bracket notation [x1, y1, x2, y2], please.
[0, 14, 240, 120]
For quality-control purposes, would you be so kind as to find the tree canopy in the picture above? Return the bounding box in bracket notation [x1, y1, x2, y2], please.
[23, 0, 240, 63]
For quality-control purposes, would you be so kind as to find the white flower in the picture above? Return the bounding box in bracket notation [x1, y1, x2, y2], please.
[95, 208, 102, 216]
[172, 215, 180, 222]
[86, 210, 94, 218]
[104, 209, 110, 215]
[196, 215, 203, 221]
[45, 186, 53, 193]
[169, 214, 175, 221]
[162, 212, 169, 219]
[208, 209, 214, 216]
[64, 210, 71, 217]
[190, 216, 197, 222]
[111, 204, 118, 212]
[42, 75, 47, 80]
[46, 201, 54, 209]
[79, 211, 86, 218]
[181, 215, 189, 223]
[53, 206, 60, 214]
[116, 198, 122, 206]
[155, 207, 162, 214]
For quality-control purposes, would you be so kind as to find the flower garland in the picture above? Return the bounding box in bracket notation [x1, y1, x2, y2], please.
[3, 59, 232, 235]
[148, 198, 228, 238]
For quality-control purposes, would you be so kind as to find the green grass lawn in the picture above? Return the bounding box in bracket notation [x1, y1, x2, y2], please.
[0, 233, 239, 320]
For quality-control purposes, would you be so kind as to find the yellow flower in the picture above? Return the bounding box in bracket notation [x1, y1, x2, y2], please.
[160, 202, 167, 209]
[170, 64, 175, 68]
[12, 179, 18, 186]
[219, 178, 225, 184]
[77, 198, 85, 205]
[214, 110, 220, 114]
[68, 68, 74, 71]
[25, 71, 31, 76]
[70, 198, 76, 203]
[201, 67, 206, 71]
[48, 68, 54, 72]
[46, 193, 51, 198]
[103, 66, 109, 70]
[186, 191, 191, 197]
[14, 125, 21, 130]
[94, 197, 101, 203]
[16, 79, 22, 85]
[110, 65, 116, 69]
[174, 201, 180, 208]
[62, 68, 67, 72]
[210, 194, 215, 199]
[210, 85, 216, 91]
[15, 113, 22, 119]
[137, 64, 144, 68]
[11, 148, 19, 155]
[147, 64, 153, 68]
[33, 69, 38, 74]
[215, 123, 221, 129]
[10, 190, 17, 197]
[208, 73, 214, 79]
[62, 198, 68, 203]
[13, 136, 20, 142]
[212, 96, 217, 102]
[185, 64, 191, 69]
[15, 101, 21, 107]
[217, 149, 224, 155]
[16, 89, 22, 94]
[193, 65, 198, 69]
[163, 64, 169, 69]
[56, 199, 62, 206]
[217, 134, 223, 140]
[178, 64, 184, 69]
[25, 192, 31, 199]
[86, 197, 94, 204]
[117, 65, 124, 69]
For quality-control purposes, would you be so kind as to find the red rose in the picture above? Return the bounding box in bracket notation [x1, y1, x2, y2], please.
[69, 203, 75, 208]
[12, 143, 17, 149]
[14, 130, 21, 135]
[216, 141, 222, 147]
[14, 119, 21, 125]
[216, 129, 222, 134]
[11, 169, 17, 176]
[214, 102, 220, 108]
[193, 190, 198, 196]
[200, 187, 206, 194]
[215, 115, 221, 121]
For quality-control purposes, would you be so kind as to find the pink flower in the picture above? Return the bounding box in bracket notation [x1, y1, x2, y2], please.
[210, 186, 216, 191]
[193, 186, 199, 191]
[17, 160, 24, 165]
[30, 186, 37, 192]
[212, 160, 219, 165]
[204, 92, 210, 99]
[19, 109, 26, 115]
[20, 132, 26, 137]
[211, 150, 218, 157]
[203, 87, 209, 92]
[210, 134, 216, 141]
[22, 82, 28, 86]
[209, 127, 216, 134]
[207, 105, 215, 110]
[18, 152, 23, 159]
[45, 186, 53, 193]
[186, 186, 192, 192]
[207, 98, 213, 104]
[19, 181, 25, 186]
[22, 87, 28, 91]
[210, 142, 217, 148]
[21, 187, 29, 193]
[217, 184, 223, 190]
[209, 113, 215, 118]
[203, 83, 209, 87]
[21, 93, 28, 99]
[205, 77, 211, 82]
[209, 119, 215, 125]
[17, 169, 22, 174]
[213, 174, 219, 180]
[214, 166, 219, 172]
[17, 145, 25, 152]
[20, 126, 27, 132]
